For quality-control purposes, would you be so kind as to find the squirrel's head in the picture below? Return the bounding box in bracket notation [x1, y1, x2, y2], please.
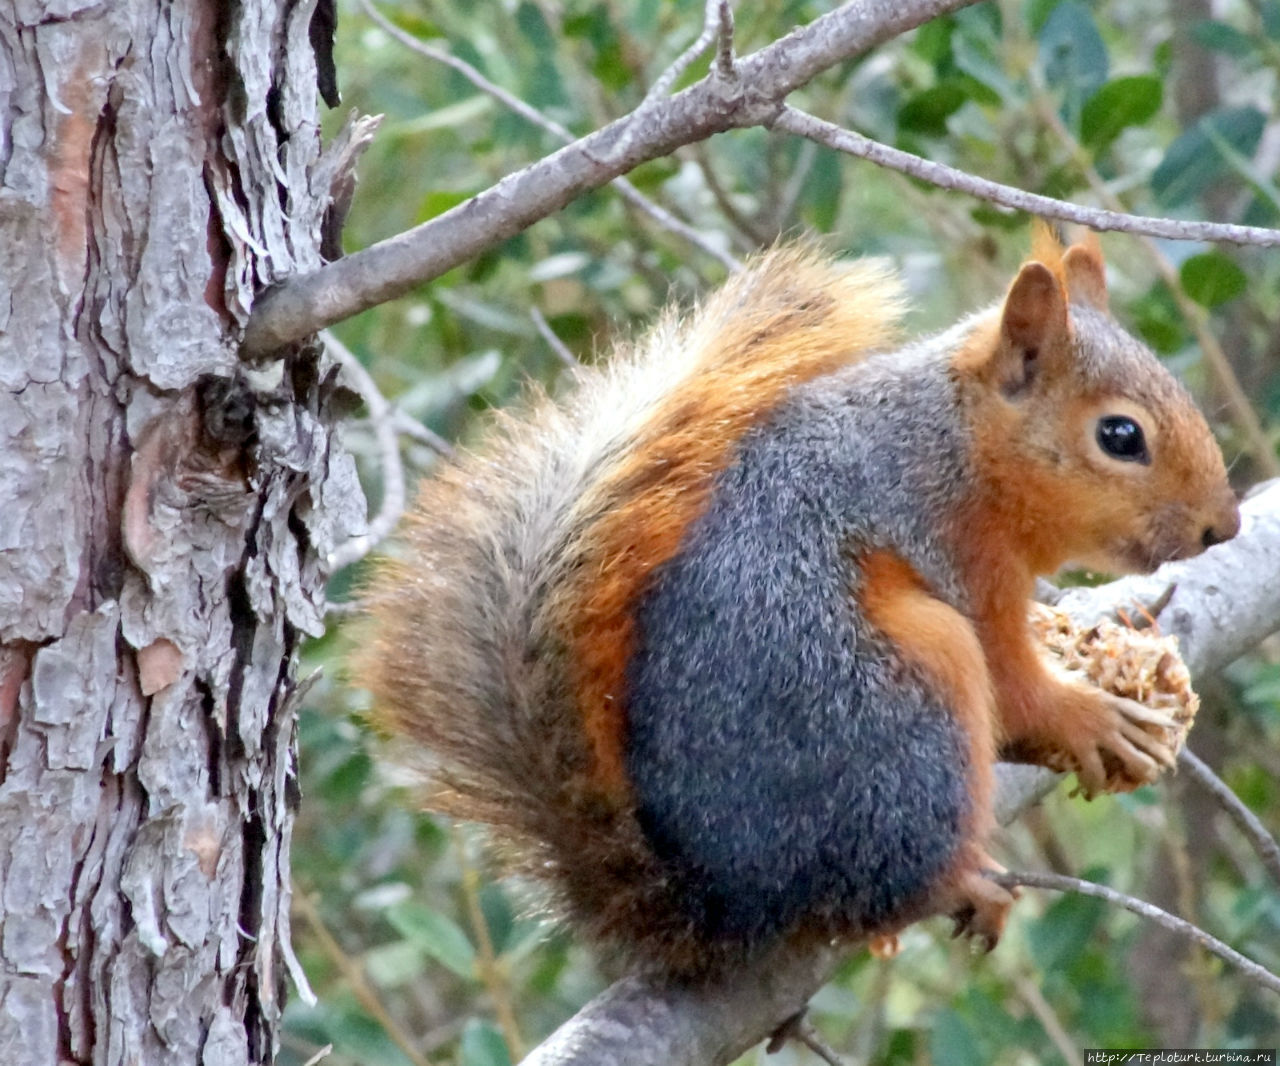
[957, 231, 1240, 577]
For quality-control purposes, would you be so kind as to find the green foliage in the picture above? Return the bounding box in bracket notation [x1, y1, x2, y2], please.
[1039, 2, 1108, 123]
[1151, 106, 1267, 208]
[294, 0, 1280, 1062]
[1080, 76, 1162, 153]
[1181, 251, 1248, 307]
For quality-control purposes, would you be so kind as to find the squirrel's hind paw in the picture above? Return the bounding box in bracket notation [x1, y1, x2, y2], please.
[946, 862, 1018, 953]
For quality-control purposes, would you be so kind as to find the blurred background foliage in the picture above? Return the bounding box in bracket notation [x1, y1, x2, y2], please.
[287, 0, 1280, 1062]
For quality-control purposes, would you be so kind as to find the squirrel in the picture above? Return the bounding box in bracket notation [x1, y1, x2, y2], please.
[356, 231, 1241, 979]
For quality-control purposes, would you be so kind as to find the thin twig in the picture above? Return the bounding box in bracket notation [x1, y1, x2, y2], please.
[643, 0, 731, 112]
[713, 0, 736, 77]
[993, 870, 1280, 998]
[609, 0, 737, 161]
[300, 1045, 334, 1066]
[293, 889, 437, 1066]
[1030, 93, 1280, 479]
[530, 307, 580, 368]
[771, 106, 1280, 248]
[1013, 973, 1081, 1066]
[452, 827, 525, 1062]
[324, 597, 364, 620]
[1179, 747, 1280, 887]
[323, 330, 406, 571]
[390, 410, 455, 458]
[775, 138, 820, 233]
[793, 1019, 851, 1066]
[687, 141, 772, 246]
[359, 0, 739, 273]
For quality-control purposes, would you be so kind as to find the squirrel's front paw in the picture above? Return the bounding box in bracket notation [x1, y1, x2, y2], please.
[1067, 691, 1179, 797]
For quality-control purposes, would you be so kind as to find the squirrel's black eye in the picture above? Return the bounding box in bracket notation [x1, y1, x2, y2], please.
[1096, 415, 1149, 464]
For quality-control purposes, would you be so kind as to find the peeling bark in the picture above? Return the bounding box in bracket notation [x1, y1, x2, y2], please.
[0, 3, 363, 1064]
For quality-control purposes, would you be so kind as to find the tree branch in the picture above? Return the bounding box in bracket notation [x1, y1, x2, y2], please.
[992, 870, 1280, 998]
[241, 0, 983, 354]
[771, 107, 1280, 249]
[356, 0, 740, 273]
[245, 2, 1280, 359]
[323, 331, 406, 571]
[521, 480, 1280, 1066]
[1177, 747, 1280, 888]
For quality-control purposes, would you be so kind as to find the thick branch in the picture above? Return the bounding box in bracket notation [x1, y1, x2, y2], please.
[522, 480, 1280, 1066]
[241, 0, 981, 354]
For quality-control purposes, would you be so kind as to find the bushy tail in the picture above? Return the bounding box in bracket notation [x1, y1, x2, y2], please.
[355, 245, 906, 973]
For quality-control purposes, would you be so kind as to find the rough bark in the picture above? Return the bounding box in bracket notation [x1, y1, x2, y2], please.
[0, 3, 361, 1064]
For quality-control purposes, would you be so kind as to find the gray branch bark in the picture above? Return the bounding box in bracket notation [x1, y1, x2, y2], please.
[241, 0, 983, 354]
[523, 480, 1280, 1066]
[0, 3, 362, 1063]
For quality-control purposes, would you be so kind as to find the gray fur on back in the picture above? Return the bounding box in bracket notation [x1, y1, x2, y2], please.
[625, 337, 978, 944]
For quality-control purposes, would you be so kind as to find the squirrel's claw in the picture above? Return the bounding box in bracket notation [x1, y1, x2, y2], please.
[1107, 695, 1178, 732]
[1100, 693, 1177, 787]
[765, 1009, 808, 1055]
[947, 862, 1017, 952]
[1116, 716, 1177, 768]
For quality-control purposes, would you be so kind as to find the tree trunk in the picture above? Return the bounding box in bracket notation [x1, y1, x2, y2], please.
[0, 3, 358, 1063]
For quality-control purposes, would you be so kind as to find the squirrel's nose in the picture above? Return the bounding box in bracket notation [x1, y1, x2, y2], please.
[1200, 496, 1241, 549]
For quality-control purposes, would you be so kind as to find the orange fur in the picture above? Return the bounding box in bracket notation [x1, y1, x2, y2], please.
[1063, 238, 1108, 310]
[567, 253, 905, 794]
[354, 233, 1237, 976]
[858, 550, 998, 835]
[1029, 220, 1069, 294]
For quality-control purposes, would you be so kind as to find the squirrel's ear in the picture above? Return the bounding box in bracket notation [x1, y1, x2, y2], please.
[993, 261, 1069, 394]
[1062, 234, 1109, 310]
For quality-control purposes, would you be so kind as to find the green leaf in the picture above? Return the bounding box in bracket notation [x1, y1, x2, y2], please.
[898, 82, 970, 137]
[913, 17, 955, 65]
[1081, 76, 1163, 152]
[970, 203, 1027, 231]
[952, 6, 1014, 100]
[515, 1, 554, 50]
[363, 941, 426, 988]
[321, 749, 372, 806]
[1028, 889, 1107, 971]
[1180, 251, 1247, 307]
[396, 94, 494, 135]
[385, 902, 477, 979]
[1243, 662, 1280, 706]
[1130, 281, 1187, 354]
[459, 1020, 512, 1066]
[1151, 105, 1266, 207]
[1264, 0, 1280, 40]
[417, 189, 472, 224]
[1025, 0, 1060, 34]
[929, 1010, 984, 1066]
[1039, 2, 1108, 120]
[1201, 121, 1280, 216]
[802, 147, 843, 232]
[1192, 19, 1259, 57]
[477, 882, 516, 954]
